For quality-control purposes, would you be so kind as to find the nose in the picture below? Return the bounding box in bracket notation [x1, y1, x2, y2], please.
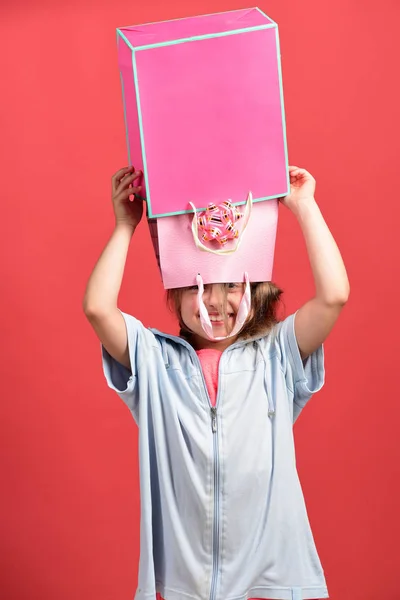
[204, 284, 224, 310]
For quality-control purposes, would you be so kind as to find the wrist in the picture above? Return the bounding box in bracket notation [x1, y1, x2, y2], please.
[114, 220, 137, 236]
[289, 196, 318, 219]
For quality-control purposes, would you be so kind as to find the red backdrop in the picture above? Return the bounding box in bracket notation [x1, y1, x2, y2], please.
[1, 1, 399, 599]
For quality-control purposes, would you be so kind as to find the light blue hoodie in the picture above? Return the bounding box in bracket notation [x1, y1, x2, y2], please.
[102, 311, 328, 600]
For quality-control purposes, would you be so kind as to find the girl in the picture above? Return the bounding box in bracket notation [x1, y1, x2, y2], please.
[83, 165, 349, 600]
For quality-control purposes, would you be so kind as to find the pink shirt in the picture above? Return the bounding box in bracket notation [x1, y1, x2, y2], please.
[196, 349, 222, 406]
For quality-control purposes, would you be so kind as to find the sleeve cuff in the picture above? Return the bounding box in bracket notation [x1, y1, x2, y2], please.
[101, 344, 138, 418]
[101, 345, 134, 393]
[283, 313, 325, 412]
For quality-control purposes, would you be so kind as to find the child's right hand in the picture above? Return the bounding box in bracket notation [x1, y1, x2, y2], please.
[111, 166, 144, 229]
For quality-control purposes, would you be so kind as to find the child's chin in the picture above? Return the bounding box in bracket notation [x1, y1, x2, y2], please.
[212, 318, 235, 330]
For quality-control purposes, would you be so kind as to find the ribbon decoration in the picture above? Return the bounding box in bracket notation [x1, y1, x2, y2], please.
[198, 201, 243, 244]
[190, 192, 253, 255]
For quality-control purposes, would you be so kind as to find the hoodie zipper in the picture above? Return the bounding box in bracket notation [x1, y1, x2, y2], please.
[209, 404, 220, 600]
[191, 351, 221, 600]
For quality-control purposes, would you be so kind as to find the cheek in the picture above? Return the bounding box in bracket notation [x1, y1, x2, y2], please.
[180, 294, 198, 322]
[230, 292, 245, 311]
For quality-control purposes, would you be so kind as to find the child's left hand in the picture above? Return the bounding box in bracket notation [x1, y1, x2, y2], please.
[280, 166, 316, 213]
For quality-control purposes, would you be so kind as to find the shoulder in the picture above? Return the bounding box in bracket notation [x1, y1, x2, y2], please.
[148, 329, 198, 375]
[244, 316, 294, 352]
[119, 312, 160, 347]
[246, 315, 299, 370]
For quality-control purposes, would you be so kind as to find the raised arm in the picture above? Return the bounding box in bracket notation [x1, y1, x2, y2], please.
[281, 166, 350, 359]
[83, 166, 143, 369]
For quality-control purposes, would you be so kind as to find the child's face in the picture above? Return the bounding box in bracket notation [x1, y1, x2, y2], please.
[180, 282, 245, 350]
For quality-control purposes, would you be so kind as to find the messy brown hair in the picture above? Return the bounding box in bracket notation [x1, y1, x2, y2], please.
[167, 282, 283, 342]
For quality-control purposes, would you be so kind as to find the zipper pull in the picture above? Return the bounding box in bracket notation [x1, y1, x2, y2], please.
[210, 407, 217, 433]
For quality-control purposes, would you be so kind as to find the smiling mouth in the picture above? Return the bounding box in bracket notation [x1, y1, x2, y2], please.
[208, 313, 234, 323]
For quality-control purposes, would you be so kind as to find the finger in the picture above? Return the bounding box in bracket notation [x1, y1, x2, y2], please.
[116, 171, 142, 194]
[112, 166, 135, 192]
[295, 172, 309, 178]
[112, 166, 134, 194]
[118, 185, 142, 200]
[290, 169, 309, 181]
[288, 165, 308, 172]
[120, 168, 142, 183]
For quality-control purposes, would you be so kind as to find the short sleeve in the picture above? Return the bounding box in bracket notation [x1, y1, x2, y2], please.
[274, 312, 325, 422]
[101, 311, 158, 421]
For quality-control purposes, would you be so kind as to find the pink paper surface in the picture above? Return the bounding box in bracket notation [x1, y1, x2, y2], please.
[157, 199, 279, 288]
[135, 27, 287, 217]
[120, 8, 272, 48]
[117, 36, 144, 180]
